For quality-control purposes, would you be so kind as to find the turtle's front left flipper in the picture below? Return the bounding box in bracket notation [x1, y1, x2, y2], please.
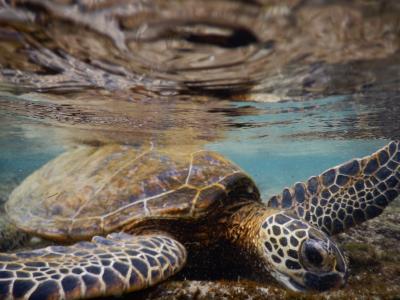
[0, 232, 186, 300]
[268, 141, 400, 235]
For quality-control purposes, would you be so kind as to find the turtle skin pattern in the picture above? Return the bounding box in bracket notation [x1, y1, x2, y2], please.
[0, 233, 186, 300]
[268, 141, 400, 235]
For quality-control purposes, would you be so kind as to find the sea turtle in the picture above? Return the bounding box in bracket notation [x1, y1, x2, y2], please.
[1, 141, 399, 300]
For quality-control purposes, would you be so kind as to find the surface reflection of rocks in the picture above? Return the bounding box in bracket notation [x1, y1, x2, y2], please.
[283, 93, 400, 141]
[0, 91, 228, 148]
[0, 0, 399, 101]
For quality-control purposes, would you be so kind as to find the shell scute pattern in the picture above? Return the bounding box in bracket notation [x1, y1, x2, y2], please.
[186, 151, 239, 188]
[144, 186, 196, 218]
[268, 141, 400, 235]
[6, 145, 255, 241]
[0, 233, 186, 300]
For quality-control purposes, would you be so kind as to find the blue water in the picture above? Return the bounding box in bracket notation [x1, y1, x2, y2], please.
[209, 138, 387, 198]
[206, 96, 389, 197]
[0, 121, 64, 185]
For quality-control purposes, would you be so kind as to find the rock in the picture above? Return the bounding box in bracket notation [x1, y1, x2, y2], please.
[131, 279, 292, 300]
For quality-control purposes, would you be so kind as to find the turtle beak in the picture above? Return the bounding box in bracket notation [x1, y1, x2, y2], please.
[271, 271, 307, 292]
[286, 277, 307, 292]
[303, 271, 346, 291]
[272, 270, 347, 292]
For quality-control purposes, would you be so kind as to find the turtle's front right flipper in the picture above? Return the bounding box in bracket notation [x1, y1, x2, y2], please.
[0, 232, 186, 300]
[268, 141, 400, 235]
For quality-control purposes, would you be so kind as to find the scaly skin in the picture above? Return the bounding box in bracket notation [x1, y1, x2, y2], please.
[268, 141, 400, 235]
[0, 232, 186, 300]
[223, 202, 347, 291]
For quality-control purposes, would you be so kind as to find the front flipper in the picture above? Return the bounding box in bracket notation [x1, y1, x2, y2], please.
[0, 232, 186, 300]
[268, 141, 400, 235]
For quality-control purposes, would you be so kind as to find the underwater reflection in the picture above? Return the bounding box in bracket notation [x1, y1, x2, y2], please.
[0, 0, 399, 100]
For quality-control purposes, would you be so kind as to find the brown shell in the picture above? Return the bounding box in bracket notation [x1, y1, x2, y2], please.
[6, 145, 260, 241]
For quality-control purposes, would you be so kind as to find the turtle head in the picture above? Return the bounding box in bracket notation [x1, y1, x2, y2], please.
[258, 212, 348, 292]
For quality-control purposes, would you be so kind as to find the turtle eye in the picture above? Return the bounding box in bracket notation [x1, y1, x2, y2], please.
[300, 239, 333, 272]
[304, 240, 323, 265]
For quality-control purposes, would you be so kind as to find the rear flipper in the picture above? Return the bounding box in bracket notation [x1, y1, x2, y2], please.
[0, 232, 186, 300]
[0, 216, 30, 251]
[268, 141, 400, 235]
